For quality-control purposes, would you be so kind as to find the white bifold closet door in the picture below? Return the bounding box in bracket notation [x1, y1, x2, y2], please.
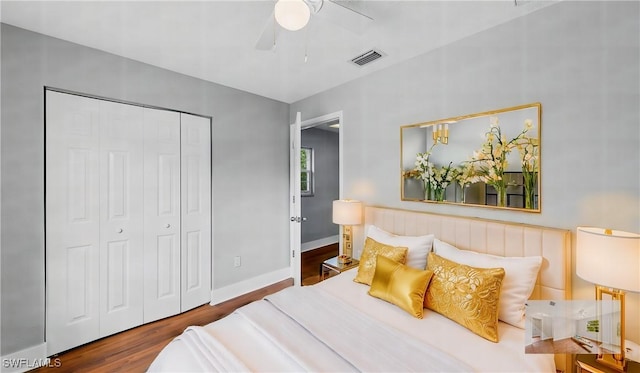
[142, 111, 211, 318]
[46, 91, 212, 355]
[98, 100, 145, 336]
[46, 92, 102, 354]
[46, 92, 146, 353]
[142, 109, 182, 322]
[180, 113, 212, 312]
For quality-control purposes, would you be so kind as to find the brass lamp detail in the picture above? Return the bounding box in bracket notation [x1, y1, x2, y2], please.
[332, 200, 363, 262]
[595, 286, 626, 370]
[577, 227, 640, 371]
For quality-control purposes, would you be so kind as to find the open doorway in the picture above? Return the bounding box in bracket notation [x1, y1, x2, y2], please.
[299, 112, 342, 285]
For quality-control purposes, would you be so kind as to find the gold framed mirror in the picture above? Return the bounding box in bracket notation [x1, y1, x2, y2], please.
[401, 102, 541, 212]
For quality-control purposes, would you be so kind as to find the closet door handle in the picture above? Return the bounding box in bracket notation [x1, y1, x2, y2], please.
[165, 224, 171, 229]
[117, 228, 124, 234]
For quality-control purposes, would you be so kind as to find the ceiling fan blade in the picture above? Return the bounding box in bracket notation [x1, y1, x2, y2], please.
[315, 0, 373, 35]
[255, 11, 281, 51]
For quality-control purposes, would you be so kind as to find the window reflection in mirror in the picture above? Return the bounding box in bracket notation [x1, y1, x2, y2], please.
[401, 103, 541, 212]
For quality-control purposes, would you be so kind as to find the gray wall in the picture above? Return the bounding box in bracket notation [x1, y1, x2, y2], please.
[301, 128, 339, 244]
[291, 1, 640, 343]
[0, 24, 290, 355]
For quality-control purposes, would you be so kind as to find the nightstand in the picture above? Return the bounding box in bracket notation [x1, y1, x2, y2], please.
[576, 354, 640, 373]
[321, 256, 359, 281]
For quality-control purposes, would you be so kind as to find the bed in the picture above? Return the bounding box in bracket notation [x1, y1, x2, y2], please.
[149, 206, 572, 372]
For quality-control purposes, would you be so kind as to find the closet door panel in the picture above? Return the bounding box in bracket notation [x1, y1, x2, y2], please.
[180, 113, 212, 312]
[98, 100, 145, 336]
[45, 91, 101, 355]
[143, 108, 181, 322]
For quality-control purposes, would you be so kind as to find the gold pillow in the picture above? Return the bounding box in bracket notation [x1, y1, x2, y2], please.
[353, 237, 408, 285]
[425, 252, 505, 342]
[369, 255, 433, 318]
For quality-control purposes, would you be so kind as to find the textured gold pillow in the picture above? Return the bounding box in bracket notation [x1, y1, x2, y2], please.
[353, 237, 408, 285]
[425, 252, 505, 342]
[369, 255, 433, 318]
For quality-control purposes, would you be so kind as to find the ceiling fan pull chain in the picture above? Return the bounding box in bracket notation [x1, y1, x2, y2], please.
[272, 12, 278, 50]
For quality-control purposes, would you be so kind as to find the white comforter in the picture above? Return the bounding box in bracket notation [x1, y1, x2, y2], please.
[316, 271, 556, 372]
[149, 271, 556, 372]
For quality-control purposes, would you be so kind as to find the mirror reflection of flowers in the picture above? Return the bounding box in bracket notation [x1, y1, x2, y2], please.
[456, 162, 483, 203]
[516, 128, 538, 209]
[430, 162, 458, 201]
[471, 116, 533, 207]
[414, 144, 436, 200]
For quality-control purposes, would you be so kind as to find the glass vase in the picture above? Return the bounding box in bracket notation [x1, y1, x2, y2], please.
[434, 187, 445, 202]
[460, 184, 468, 204]
[522, 171, 536, 209]
[524, 184, 535, 209]
[424, 180, 431, 201]
[495, 185, 507, 207]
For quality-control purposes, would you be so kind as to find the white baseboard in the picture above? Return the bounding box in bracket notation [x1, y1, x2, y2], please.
[210, 267, 291, 305]
[1, 343, 51, 373]
[301, 235, 338, 252]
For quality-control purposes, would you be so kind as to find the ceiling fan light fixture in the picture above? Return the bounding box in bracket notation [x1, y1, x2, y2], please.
[274, 0, 311, 31]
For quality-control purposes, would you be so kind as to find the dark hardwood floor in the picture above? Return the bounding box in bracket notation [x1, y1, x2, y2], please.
[30, 279, 292, 373]
[30, 243, 337, 372]
[525, 336, 616, 355]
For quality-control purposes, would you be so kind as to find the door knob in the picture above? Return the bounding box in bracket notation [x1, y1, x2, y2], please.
[165, 224, 171, 228]
[117, 228, 123, 234]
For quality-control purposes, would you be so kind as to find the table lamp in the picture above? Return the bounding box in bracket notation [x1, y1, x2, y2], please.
[332, 200, 362, 263]
[576, 226, 640, 371]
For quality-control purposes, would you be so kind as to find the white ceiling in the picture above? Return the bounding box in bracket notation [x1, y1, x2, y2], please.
[0, 0, 559, 104]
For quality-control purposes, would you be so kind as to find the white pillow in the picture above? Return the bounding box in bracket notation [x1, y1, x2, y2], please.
[433, 238, 542, 329]
[366, 225, 434, 270]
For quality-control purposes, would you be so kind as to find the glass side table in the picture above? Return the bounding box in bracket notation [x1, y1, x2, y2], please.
[321, 256, 359, 281]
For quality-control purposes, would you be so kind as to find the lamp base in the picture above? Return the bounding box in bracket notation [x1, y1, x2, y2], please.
[595, 286, 627, 372]
[342, 225, 353, 258]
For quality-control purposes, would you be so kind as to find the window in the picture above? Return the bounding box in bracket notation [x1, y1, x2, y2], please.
[301, 147, 314, 196]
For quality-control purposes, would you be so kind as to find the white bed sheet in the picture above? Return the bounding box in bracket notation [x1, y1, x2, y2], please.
[150, 271, 555, 373]
[316, 270, 556, 373]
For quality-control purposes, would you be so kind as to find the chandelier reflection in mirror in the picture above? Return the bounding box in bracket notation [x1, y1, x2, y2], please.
[432, 122, 450, 145]
[401, 103, 541, 212]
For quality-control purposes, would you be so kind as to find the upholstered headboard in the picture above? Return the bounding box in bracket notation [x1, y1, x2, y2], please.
[355, 206, 573, 371]
[357, 206, 572, 300]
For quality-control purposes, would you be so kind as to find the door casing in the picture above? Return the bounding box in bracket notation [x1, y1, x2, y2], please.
[290, 110, 343, 284]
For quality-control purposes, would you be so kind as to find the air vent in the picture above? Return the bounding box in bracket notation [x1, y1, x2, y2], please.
[350, 49, 385, 67]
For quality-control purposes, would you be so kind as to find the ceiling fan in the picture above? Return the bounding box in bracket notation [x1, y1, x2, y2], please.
[255, 0, 373, 51]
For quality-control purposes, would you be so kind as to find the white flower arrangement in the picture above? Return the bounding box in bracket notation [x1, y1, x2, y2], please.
[516, 126, 539, 209]
[470, 116, 535, 206]
[429, 162, 458, 201]
[410, 116, 538, 207]
[414, 151, 435, 182]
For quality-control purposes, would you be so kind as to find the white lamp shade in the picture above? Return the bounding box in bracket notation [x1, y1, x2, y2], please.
[332, 200, 362, 225]
[576, 226, 640, 293]
[274, 0, 310, 31]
